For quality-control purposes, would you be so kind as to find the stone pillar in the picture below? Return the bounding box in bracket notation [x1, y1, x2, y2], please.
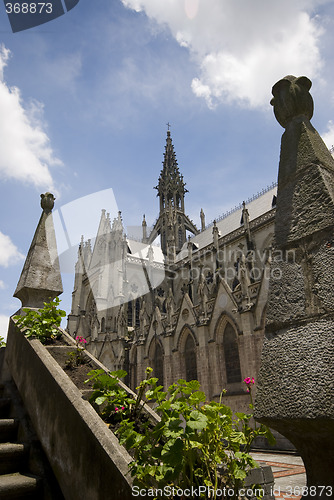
[13, 193, 63, 311]
[254, 76, 334, 499]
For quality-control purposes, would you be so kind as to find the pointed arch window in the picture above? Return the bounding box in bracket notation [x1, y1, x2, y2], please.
[223, 324, 241, 384]
[130, 348, 137, 391]
[101, 317, 105, 333]
[154, 342, 164, 387]
[178, 228, 183, 248]
[135, 299, 140, 327]
[185, 333, 197, 382]
[127, 300, 133, 327]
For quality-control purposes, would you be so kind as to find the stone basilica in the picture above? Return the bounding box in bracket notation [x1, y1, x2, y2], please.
[67, 130, 278, 414]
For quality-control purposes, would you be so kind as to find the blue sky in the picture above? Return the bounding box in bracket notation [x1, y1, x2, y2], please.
[1, 0, 334, 337]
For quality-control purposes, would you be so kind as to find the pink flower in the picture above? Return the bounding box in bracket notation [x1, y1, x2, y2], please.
[76, 336, 87, 344]
[115, 407, 119, 412]
[121, 406, 125, 410]
[244, 377, 255, 386]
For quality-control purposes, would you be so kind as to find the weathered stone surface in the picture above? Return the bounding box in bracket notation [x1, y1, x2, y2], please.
[266, 231, 334, 330]
[14, 193, 63, 309]
[275, 162, 334, 247]
[256, 318, 334, 418]
[255, 76, 334, 498]
[266, 259, 306, 329]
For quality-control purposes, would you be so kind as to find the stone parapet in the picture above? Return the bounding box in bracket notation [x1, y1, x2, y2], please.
[255, 75, 334, 498]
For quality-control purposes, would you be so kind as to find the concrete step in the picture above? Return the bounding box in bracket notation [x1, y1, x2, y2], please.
[0, 419, 18, 442]
[0, 472, 41, 499]
[0, 399, 11, 418]
[0, 443, 28, 474]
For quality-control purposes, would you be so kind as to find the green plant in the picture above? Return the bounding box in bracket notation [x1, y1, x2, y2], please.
[117, 375, 274, 499]
[85, 367, 158, 424]
[85, 368, 275, 499]
[0, 336, 6, 348]
[66, 335, 87, 368]
[14, 297, 66, 344]
[85, 369, 135, 423]
[86, 366, 158, 427]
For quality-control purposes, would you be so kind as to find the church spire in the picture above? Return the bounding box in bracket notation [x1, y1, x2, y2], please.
[155, 130, 188, 214]
[148, 129, 199, 256]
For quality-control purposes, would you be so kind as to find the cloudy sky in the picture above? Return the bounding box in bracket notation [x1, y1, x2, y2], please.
[0, 0, 334, 337]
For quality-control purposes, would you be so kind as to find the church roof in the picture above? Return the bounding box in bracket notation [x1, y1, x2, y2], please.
[126, 238, 164, 263]
[176, 185, 277, 261]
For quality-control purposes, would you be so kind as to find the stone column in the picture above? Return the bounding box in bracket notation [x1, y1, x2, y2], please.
[14, 192, 63, 311]
[254, 76, 334, 499]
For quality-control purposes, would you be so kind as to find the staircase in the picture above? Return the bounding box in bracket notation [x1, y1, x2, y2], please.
[0, 384, 42, 499]
[0, 373, 65, 500]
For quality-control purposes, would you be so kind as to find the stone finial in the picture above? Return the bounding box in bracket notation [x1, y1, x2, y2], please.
[142, 214, 147, 243]
[40, 192, 55, 214]
[14, 192, 63, 310]
[200, 208, 205, 232]
[147, 245, 154, 264]
[212, 220, 219, 249]
[187, 235, 192, 260]
[270, 75, 313, 128]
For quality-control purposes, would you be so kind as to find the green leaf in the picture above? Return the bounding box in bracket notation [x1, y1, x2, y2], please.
[263, 427, 276, 446]
[189, 390, 206, 404]
[234, 468, 247, 480]
[110, 369, 127, 379]
[186, 380, 201, 391]
[186, 410, 208, 430]
[161, 438, 184, 466]
[95, 396, 107, 405]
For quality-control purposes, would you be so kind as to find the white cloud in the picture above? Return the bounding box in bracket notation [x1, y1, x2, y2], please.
[0, 315, 9, 340]
[0, 45, 62, 190]
[121, 0, 327, 108]
[0, 231, 24, 267]
[321, 120, 334, 150]
[0, 281, 5, 289]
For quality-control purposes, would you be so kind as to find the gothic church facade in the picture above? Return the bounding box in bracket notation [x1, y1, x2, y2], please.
[67, 130, 277, 414]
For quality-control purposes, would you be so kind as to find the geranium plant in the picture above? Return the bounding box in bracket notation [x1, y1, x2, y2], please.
[85, 368, 275, 499]
[14, 297, 66, 344]
[66, 335, 88, 368]
[85, 367, 157, 425]
[117, 377, 275, 499]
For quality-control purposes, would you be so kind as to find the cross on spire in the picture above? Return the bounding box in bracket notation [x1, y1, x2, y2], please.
[166, 122, 171, 131]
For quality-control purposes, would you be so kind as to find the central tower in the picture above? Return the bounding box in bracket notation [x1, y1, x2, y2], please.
[147, 130, 198, 257]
